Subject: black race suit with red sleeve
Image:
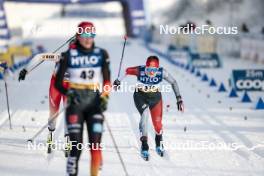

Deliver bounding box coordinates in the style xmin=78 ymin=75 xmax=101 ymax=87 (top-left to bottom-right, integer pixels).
xmin=124 ymin=66 xmax=181 ymax=138
xmin=55 ymin=41 xmax=110 ymax=176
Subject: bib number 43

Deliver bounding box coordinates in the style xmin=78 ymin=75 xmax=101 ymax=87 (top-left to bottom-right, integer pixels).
xmin=80 ymin=70 xmax=94 ymax=80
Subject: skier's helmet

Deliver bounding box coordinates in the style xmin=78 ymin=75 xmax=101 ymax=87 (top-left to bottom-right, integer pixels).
xmin=145 ymin=56 xmax=159 ymax=77
xmin=77 ymin=21 xmax=96 ymax=38
xmin=146 ymin=55 xmax=159 ymax=68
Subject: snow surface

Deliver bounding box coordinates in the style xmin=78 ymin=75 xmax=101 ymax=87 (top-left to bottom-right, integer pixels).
xmin=0 ymin=35 xmax=264 ymax=175
xmin=0 ymin=3 xmax=264 ymax=175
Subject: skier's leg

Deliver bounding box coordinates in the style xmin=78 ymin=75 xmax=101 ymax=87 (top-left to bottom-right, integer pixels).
xmin=61 ymin=81 xmax=70 ymax=157
xmin=149 ymin=93 xmax=163 ymax=147
xmin=134 ymin=91 xmax=149 ymax=159
xmin=47 ymin=75 xmax=62 ymax=153
xmin=86 ymin=112 xmax=104 ymax=176
xmin=48 ymin=75 xmax=62 ymax=131
xmin=66 ymin=104 xmax=84 ymax=176
xmin=139 ymin=108 xmax=149 ymax=139
xmin=133 ymin=91 xmax=149 ymax=138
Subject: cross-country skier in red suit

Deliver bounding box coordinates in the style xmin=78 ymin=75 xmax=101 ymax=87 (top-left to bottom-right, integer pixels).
xmin=18 ymin=42 xmax=74 ymax=155
xmin=113 ymin=56 xmax=184 ymax=160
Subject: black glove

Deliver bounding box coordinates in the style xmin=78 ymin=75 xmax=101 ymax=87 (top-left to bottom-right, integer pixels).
xmin=176 ymin=95 xmax=184 ymax=112
xmin=100 ymin=95 xmax=109 ymax=112
xmin=18 ymin=69 xmax=28 ymax=81
xmin=113 ymin=79 xmax=121 ymax=90
xmin=67 ymin=90 xmax=81 ymax=105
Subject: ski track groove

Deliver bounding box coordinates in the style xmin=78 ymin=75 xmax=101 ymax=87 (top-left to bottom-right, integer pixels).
xmin=182 ymin=67 xmax=264 ymax=160
xmin=171 ymin=61 xmax=264 ymax=175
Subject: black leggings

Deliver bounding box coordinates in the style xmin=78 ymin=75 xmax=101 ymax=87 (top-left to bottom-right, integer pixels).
xmin=133 ymin=90 xmax=161 ymax=115
xmin=66 ymin=89 xmax=104 ymax=176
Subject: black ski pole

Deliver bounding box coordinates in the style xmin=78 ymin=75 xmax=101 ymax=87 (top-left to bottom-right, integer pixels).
xmin=27 ymin=105 xmax=67 ymax=143
xmin=117 ymin=35 xmax=128 ymax=78
xmin=4 ymin=79 xmax=12 ymax=129
xmin=28 ymin=35 xmax=75 ymax=73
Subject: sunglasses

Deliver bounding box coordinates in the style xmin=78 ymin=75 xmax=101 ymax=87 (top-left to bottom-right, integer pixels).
xmin=145 ymin=67 xmax=159 ymax=72
xmin=79 ymin=32 xmax=96 ymax=38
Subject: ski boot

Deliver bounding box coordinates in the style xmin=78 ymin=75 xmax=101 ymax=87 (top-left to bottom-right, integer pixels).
xmin=155 ymin=134 xmax=164 ymax=157
xmin=64 ymin=135 xmax=71 ymax=157
xmin=47 ymin=130 xmax=54 ymax=154
xmin=140 ymin=136 xmax=149 ymax=161
xmin=141 ymin=150 xmax=149 ymax=161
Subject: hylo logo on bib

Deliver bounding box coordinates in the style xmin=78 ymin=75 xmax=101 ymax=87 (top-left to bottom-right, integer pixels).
xmin=71 ymin=55 xmax=99 ymax=66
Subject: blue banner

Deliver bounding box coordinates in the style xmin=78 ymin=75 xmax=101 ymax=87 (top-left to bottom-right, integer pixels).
xmin=231 ymin=69 xmax=264 ymax=91
xmin=188 ymin=53 xmax=221 ymax=68
xmin=167 ymin=45 xmax=190 ymax=60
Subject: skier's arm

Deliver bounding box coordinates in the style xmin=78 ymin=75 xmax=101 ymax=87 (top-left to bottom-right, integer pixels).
xmin=163 ymin=69 xmax=184 ymax=111
xmin=54 ymin=52 xmax=68 ymax=95
xmin=101 ymin=49 xmax=111 ymax=96
xmin=113 ymin=66 xmax=139 ymax=88
xmin=24 ymin=56 xmax=42 ymax=72
xmin=126 ymin=66 xmax=139 ymax=76
xmin=18 ymin=55 xmax=41 ymax=81
xmin=117 ymin=66 xmax=139 ymax=81
xmin=18 ymin=53 xmax=60 ymax=81
xmin=163 ymin=69 xmax=181 ymax=97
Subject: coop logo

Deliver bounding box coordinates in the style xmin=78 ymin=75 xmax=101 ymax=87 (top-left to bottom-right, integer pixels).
xmin=192 ymin=59 xmax=219 ymax=67
xmin=236 ymin=80 xmax=264 ymax=90
xmin=189 ymin=53 xmax=221 ymax=68
xmin=231 ymin=70 xmax=264 ymax=91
